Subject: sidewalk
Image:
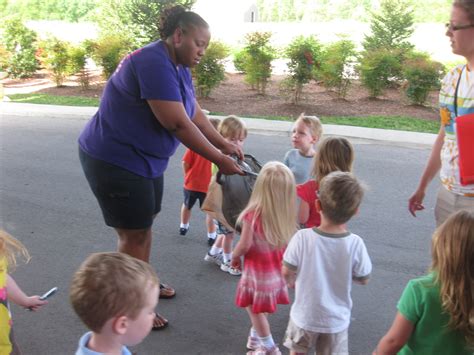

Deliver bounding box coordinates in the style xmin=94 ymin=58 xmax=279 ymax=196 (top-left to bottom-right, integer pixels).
xmin=1 ymin=102 xmax=437 ymax=146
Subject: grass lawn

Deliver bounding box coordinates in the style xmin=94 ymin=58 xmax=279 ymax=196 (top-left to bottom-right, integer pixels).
xmin=7 ymin=93 xmax=438 ymax=134
xmin=8 ymin=93 xmax=100 ymax=107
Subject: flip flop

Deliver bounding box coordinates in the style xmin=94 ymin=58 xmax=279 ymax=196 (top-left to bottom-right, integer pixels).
xmin=152 ymin=313 xmax=169 ymax=331
xmin=159 ymin=283 xmax=176 ymax=299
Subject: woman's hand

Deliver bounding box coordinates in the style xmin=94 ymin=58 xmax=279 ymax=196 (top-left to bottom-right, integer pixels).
xmin=408 ymin=189 xmax=425 ymax=217
xmin=220 ymin=141 xmax=244 ymax=161
xmin=216 ymin=154 xmax=244 ymax=175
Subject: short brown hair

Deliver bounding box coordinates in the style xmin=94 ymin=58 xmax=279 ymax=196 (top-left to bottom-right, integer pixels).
xmin=70 ymin=252 xmax=159 ymax=333
xmin=218 ymin=115 xmax=247 ymax=139
xmin=453 ymin=0 xmax=474 ymax=22
xmin=319 ymin=171 xmax=364 ymax=224
xmin=312 ymin=137 xmax=354 ymax=182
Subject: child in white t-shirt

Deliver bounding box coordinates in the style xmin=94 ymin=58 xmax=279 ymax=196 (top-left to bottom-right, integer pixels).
xmin=282 ymin=172 xmax=372 ymax=355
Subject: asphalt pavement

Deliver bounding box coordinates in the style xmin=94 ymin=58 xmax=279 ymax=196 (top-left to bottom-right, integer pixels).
xmin=0 ymin=103 xmax=440 ymax=354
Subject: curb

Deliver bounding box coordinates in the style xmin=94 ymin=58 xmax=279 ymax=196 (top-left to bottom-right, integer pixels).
xmin=1 ymin=102 xmax=437 ymax=146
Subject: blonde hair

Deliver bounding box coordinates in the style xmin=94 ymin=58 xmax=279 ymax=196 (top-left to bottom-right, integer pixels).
xmin=318 ymin=171 xmax=364 ymax=224
xmin=453 ymin=0 xmax=474 ymax=22
xmin=0 ymin=230 xmax=30 ymax=271
xmin=431 ymin=210 xmax=474 ymax=346
xmin=237 ymin=162 xmax=297 ymax=248
xmin=218 ymin=115 xmax=248 ymax=139
xmin=312 ymin=137 xmax=354 ymax=182
xmin=295 ymin=113 xmax=323 ymax=141
xmin=70 ymin=252 xmax=159 ymax=333
xmin=209 ymin=117 xmax=221 ymax=130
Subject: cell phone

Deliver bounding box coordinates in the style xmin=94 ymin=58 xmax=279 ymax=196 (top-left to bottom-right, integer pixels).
xmin=39 ymin=287 xmax=58 ymax=300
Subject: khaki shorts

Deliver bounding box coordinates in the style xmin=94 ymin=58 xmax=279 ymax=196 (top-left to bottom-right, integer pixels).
xmin=283 ymin=318 xmax=349 ymax=355
xmin=435 ymin=186 xmax=474 ymax=227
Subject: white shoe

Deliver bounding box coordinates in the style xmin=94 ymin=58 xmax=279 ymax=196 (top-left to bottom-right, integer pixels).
xmin=246 ymin=336 xmax=261 ymax=351
xmin=247 ymin=346 xmax=282 ymax=355
xmin=220 ymin=261 xmax=241 ymax=276
xmin=204 ymin=252 xmax=223 ymax=266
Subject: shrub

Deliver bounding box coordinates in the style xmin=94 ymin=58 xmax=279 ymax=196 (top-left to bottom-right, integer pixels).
xmin=402 ymin=52 xmax=445 ymax=105
xmin=2 ymin=18 xmax=39 ymax=78
xmin=0 ymin=45 xmax=11 ymax=71
xmin=242 ymin=31 xmax=276 ymax=95
xmin=69 ymin=43 xmax=93 ymax=90
xmin=282 ymin=35 xmax=322 ymax=104
xmin=193 ymin=41 xmax=229 ymax=98
xmin=358 ymin=49 xmax=402 ymax=98
xmin=41 ymin=37 xmax=74 ymax=87
xmin=92 ymin=34 xmax=131 ymax=79
xmin=233 ymin=49 xmax=249 ymax=73
xmin=319 ymin=39 xmax=357 ymax=99
xmin=363 ymin=0 xmax=414 ymax=52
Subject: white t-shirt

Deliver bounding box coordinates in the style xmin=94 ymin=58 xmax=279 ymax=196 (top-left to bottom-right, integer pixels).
xmin=283 ymin=228 xmax=372 ymax=333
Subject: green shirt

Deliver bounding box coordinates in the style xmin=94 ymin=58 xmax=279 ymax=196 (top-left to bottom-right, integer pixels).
xmin=397 ymin=273 xmax=472 ymax=355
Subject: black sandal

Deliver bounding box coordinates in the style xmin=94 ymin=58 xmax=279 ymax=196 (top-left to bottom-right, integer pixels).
xmin=152 ymin=312 xmax=169 ymax=331
xmin=159 ymin=283 xmax=176 ymax=299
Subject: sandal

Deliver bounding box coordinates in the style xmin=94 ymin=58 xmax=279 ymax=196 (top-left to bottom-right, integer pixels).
xmin=152 ymin=312 xmax=169 ymax=331
xmin=159 ymin=283 xmax=176 ymax=299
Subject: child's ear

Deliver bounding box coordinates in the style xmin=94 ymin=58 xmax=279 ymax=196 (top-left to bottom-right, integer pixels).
xmin=314 ymin=199 xmax=322 ymax=213
xmin=112 ymin=315 xmax=129 ymax=335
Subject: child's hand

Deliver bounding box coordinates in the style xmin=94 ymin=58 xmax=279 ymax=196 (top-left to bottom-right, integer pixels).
xmin=286 ymin=281 xmax=295 ymax=289
xmin=24 ymin=296 xmax=48 ymax=311
xmin=231 ymin=256 xmax=242 ymax=270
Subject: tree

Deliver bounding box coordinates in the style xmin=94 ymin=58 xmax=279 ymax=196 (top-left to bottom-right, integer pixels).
xmin=363 ymin=0 xmax=415 ymax=52
xmin=96 ymin=0 xmax=195 ymax=49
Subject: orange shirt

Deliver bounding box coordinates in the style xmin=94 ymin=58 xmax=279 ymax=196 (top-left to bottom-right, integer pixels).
xmin=182 ymin=149 xmax=212 ymax=193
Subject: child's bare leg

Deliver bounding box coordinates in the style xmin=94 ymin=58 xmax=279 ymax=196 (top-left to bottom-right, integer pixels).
xmin=180 ymin=204 xmax=191 ymax=225
xmin=206 ymin=214 xmax=216 ymax=233
xmin=246 ymin=307 xmax=270 ymax=336
xmin=223 ymin=233 xmax=234 ymax=255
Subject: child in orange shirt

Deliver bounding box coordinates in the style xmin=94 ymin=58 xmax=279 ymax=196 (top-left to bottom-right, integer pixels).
xmin=179 ymin=118 xmax=221 ymax=246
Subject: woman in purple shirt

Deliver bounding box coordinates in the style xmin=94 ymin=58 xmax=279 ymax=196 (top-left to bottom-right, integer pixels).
xmin=78 ymin=5 xmax=242 ymax=330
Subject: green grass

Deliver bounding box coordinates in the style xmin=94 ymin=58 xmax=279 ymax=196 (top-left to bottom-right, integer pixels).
xmin=8 ymin=93 xmax=100 ymax=107
xmin=7 ymin=93 xmax=438 ymax=134
xmin=210 ymin=112 xmax=439 ymax=134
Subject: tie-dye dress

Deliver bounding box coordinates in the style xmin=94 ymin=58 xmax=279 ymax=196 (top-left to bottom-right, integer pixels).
xmin=235 ymin=211 xmax=289 ymax=314
xmin=0 ymin=257 xmax=12 ymax=355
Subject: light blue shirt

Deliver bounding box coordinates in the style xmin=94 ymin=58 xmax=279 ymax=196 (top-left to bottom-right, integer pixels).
xmin=75 ymin=332 xmax=132 ymax=355
xmin=283 ymin=149 xmax=314 ymax=184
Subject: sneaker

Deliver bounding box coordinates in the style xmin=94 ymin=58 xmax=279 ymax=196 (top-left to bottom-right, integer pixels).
xmin=247 ymin=346 xmax=282 ymax=355
xmin=179 ymin=227 xmax=188 ymax=236
xmin=207 ymin=237 xmax=216 ymax=247
xmin=204 ymin=252 xmax=223 ymax=266
xmin=220 ymin=262 xmax=242 ymax=276
xmin=246 ymin=336 xmax=261 ymax=351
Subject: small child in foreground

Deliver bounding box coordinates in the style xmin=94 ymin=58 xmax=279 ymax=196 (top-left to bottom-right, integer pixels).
xmin=179 ymin=117 xmax=220 ymax=246
xmin=282 ymin=172 xmax=372 ymax=355
xmin=0 ymin=230 xmax=48 ymax=354
xmin=70 ymin=252 xmax=159 ymax=355
xmin=232 ymin=162 xmax=297 ymax=354
xmin=283 ymin=113 xmax=322 ymax=184
xmin=373 ymin=209 xmax=474 ymax=355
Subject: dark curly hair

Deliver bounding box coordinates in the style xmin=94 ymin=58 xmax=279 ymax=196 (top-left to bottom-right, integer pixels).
xmin=159 ymin=5 xmax=209 ymax=39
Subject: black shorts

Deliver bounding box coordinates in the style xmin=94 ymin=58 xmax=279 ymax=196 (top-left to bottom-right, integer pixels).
xmin=183 ymin=189 xmax=206 ymax=210
xmin=79 ymin=148 xmax=163 ymax=229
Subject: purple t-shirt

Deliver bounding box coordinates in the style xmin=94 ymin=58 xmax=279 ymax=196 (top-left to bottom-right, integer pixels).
xmin=78 ymin=40 xmax=196 ymax=178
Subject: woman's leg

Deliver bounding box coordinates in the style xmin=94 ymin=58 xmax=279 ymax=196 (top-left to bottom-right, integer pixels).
xmin=115 ymin=227 xmax=152 ymax=262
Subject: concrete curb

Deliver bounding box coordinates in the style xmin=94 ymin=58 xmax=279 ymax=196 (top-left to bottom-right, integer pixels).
xmin=1 ymin=102 xmax=437 ymax=146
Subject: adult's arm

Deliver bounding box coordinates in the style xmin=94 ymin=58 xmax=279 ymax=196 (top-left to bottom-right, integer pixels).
xmin=372 ymin=312 xmax=414 ymax=355
xmin=147 ymin=100 xmax=242 ymax=175
xmin=193 ymin=101 xmax=244 ymax=159
xmin=408 ymin=126 xmax=445 ymax=216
